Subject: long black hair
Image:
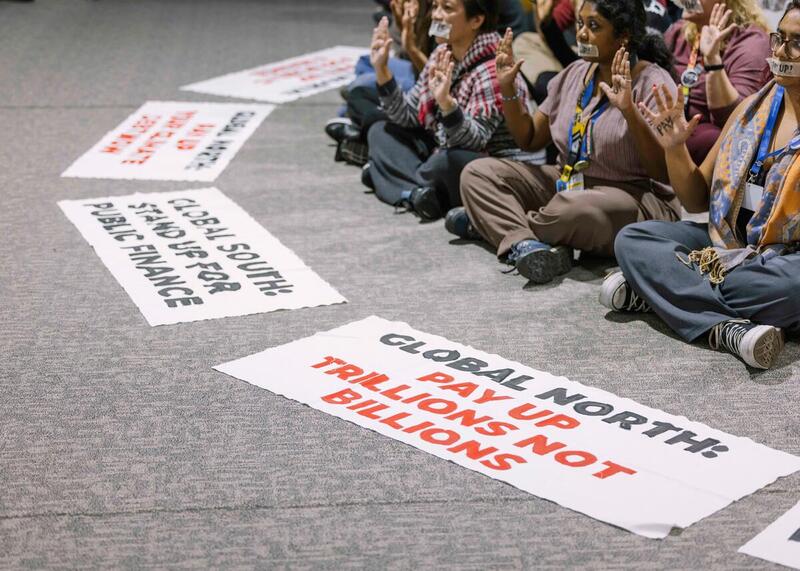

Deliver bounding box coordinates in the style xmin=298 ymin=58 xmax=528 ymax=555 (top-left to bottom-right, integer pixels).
xmin=591 ymin=0 xmax=674 ymax=73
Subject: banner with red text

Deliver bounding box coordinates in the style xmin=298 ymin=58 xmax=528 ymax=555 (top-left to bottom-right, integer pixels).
xmin=181 ymin=46 xmax=368 ymax=103
xmin=62 ymin=102 xmax=272 ymax=181
xmin=740 ymin=500 xmax=800 ymax=569
xmin=215 ymin=316 xmax=800 ymax=538
xmin=59 ymin=188 xmax=346 ymax=326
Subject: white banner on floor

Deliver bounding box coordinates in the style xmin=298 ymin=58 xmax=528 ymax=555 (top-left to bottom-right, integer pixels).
xmin=62 ymin=102 xmax=273 ymax=181
xmin=181 ymin=46 xmax=368 ymax=103
xmin=59 ymin=188 xmax=346 ymax=326
xmin=740 ymin=500 xmax=800 ymax=569
xmin=215 ymin=316 xmax=800 ymax=539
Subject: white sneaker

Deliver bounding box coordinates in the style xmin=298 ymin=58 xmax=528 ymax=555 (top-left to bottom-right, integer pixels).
xmin=708 ymin=319 xmax=785 ymax=369
xmin=599 ymin=271 xmax=651 ymax=313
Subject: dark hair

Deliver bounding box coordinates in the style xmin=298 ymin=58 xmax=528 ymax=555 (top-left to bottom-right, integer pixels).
xmin=590 ymin=0 xmax=674 ymax=73
xmin=783 ymin=0 xmax=800 ymax=21
xmin=463 ymin=0 xmax=498 ymax=33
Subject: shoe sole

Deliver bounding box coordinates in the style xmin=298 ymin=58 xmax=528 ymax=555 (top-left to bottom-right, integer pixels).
xmin=744 ymin=326 xmax=785 ymax=369
xmin=599 ymin=272 xmax=626 ymax=310
xmin=516 ymin=247 xmax=572 ymax=284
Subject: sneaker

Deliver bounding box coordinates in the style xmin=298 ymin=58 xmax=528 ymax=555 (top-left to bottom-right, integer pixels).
xmin=409 ymin=187 xmax=442 ymax=221
xmin=361 ymin=163 xmax=375 ymax=191
xmin=510 ymin=240 xmax=573 ymax=284
xmin=599 ymin=271 xmax=651 ymax=313
xmin=444 ymin=207 xmax=482 ymax=240
xmin=325 ymin=118 xmax=362 ymax=143
xmin=708 ymin=319 xmax=785 ymax=369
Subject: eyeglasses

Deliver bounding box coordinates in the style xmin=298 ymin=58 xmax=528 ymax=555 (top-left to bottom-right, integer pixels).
xmin=769 ymin=32 xmax=800 ymax=60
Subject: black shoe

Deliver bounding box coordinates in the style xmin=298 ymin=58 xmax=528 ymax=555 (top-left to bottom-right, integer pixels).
xmin=361 ymin=163 xmax=375 ymax=191
xmin=325 ymin=118 xmax=361 ymax=143
xmin=445 ymin=207 xmax=481 ymax=240
xmin=409 ymin=187 xmax=442 ymax=221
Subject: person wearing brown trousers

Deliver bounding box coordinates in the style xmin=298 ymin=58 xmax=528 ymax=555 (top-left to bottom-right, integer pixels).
xmin=449 ymin=0 xmax=682 ymax=284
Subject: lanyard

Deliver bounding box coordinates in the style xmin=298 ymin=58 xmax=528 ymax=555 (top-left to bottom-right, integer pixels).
xmin=748 ymin=86 xmax=790 ymax=185
xmin=680 ymin=40 xmax=702 ymax=112
xmin=561 ymin=68 xmax=609 ymax=183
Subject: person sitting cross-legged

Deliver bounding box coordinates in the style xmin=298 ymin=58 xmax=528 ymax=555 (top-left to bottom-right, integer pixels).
xmin=600 ymin=1 xmax=800 ymax=370
xmin=363 ymin=0 xmax=536 ymax=221
xmin=452 ymin=0 xmax=681 ymax=284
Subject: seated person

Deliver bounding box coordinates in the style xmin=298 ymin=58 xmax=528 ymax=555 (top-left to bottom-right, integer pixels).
xmin=515 ymin=0 xmax=672 ymax=104
xmin=666 ymin=0 xmax=771 ymax=165
xmin=451 ymin=0 xmax=681 ymax=284
xmin=326 ymin=0 xmax=434 ymax=149
xmin=601 ymin=0 xmax=800 ymax=370
xmin=364 ymin=0 xmax=535 ymax=220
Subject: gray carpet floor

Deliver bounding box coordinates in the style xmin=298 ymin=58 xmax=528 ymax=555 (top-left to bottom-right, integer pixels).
xmin=1 ymin=0 xmax=798 ymax=568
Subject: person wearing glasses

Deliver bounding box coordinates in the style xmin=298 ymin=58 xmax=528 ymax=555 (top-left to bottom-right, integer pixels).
xmin=363 ymin=0 xmax=534 ymax=221
xmin=450 ymin=0 xmax=681 ymax=284
xmin=665 ymin=0 xmax=771 ymax=164
xmin=601 ymin=0 xmax=800 ymax=370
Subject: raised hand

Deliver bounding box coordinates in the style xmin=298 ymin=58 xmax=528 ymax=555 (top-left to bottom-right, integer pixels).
xmin=637 ymin=84 xmax=702 ymax=150
xmin=370 ymin=16 xmax=393 ymax=77
xmin=390 ymin=0 xmax=405 ymax=29
xmin=401 ymin=0 xmax=419 ymax=54
xmin=428 ymin=48 xmax=456 ymax=112
xmin=535 ymin=0 xmax=555 ymax=26
xmin=599 ymin=47 xmax=634 ymax=113
xmin=700 ymin=3 xmax=737 ymax=64
xmin=496 ymin=28 xmax=524 ymax=94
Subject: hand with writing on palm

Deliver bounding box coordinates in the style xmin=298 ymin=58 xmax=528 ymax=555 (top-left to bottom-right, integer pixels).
xmin=370 ymin=16 xmax=393 ymax=74
xmin=599 ymin=47 xmax=634 ymax=113
xmin=700 ymin=3 xmax=737 ymax=64
xmin=496 ymin=28 xmax=524 ymax=93
xmin=428 ymin=48 xmax=456 ymax=112
xmin=637 ymin=84 xmax=702 ymax=150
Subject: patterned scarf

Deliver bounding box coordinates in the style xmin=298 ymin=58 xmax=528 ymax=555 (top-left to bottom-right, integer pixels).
xmin=416 ymin=32 xmax=503 ymax=131
xmin=684 ymin=81 xmax=800 ymax=283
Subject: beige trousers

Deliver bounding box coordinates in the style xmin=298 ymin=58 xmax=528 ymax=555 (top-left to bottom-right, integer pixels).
xmin=460 ymin=158 xmax=682 ymax=257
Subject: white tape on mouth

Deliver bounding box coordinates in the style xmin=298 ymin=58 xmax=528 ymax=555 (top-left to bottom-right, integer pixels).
xmin=674 ymin=0 xmax=703 ymax=14
xmin=429 ymin=21 xmax=452 ymax=39
xmin=768 ymin=57 xmax=800 ymax=77
xmin=578 ymin=43 xmax=599 ymax=58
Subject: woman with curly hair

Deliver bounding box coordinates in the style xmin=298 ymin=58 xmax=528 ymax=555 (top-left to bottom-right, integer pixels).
xmin=452 ymin=0 xmax=681 ymax=284
xmin=666 ymin=0 xmax=771 ymax=163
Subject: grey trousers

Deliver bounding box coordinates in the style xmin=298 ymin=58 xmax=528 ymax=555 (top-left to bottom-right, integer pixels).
xmin=615 ymin=220 xmax=800 ymax=341
xmin=460 ymin=158 xmax=681 ymax=257
xmin=366 ymin=121 xmax=482 ymax=209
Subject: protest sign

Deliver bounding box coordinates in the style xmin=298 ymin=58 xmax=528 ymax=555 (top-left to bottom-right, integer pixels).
xmin=59 ymin=188 xmax=346 ymax=326
xmin=181 ymin=46 xmax=368 ymax=103
xmin=62 ymin=102 xmax=272 ymax=181
xmin=740 ymin=500 xmax=800 ymax=569
xmin=215 ymin=316 xmax=800 ymax=539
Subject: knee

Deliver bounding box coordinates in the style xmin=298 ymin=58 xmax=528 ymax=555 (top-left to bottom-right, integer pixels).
xmin=459 ymin=158 xmax=499 ymax=203
xmin=366 ymin=120 xmax=390 ymax=147
xmin=536 ymin=195 xmax=606 ymax=236
xmin=614 ymin=221 xmax=660 ymax=262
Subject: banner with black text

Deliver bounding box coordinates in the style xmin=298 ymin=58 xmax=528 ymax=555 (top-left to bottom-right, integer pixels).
xmin=59 ymin=188 xmax=346 ymax=325
xmin=215 ymin=316 xmax=800 ymax=538
xmin=62 ymin=102 xmax=272 ymax=181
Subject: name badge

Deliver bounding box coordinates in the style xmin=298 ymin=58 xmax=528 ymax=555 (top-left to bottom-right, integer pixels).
xmin=743 ymin=183 xmax=764 ymax=211
xmin=557 ymin=173 xmax=585 ymax=193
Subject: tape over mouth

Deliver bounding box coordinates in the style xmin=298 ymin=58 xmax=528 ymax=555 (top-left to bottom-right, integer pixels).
xmin=768 ymin=57 xmax=800 ymax=77
xmin=577 ymin=43 xmax=599 ymax=58
xmin=674 ymin=0 xmax=704 ymax=15
xmin=429 ymin=21 xmax=451 ymax=39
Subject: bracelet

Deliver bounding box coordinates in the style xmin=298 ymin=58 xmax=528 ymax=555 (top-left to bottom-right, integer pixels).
xmin=704 ymin=63 xmax=725 ymax=72
xmin=502 ymin=91 xmax=522 ymax=102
